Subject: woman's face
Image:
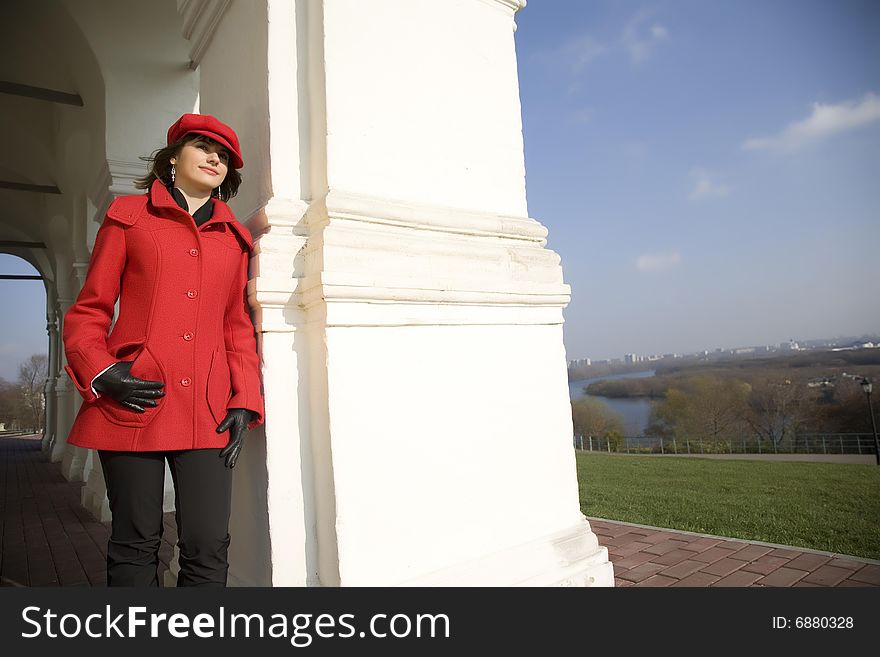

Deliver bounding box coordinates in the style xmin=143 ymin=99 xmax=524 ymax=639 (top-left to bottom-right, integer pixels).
xmin=170 ymin=136 xmax=230 ymax=193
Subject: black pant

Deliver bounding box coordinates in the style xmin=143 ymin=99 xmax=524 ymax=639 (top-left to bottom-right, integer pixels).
xmin=98 ymin=448 xmax=233 ymax=587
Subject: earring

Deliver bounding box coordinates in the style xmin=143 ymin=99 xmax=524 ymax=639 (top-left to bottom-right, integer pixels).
xmin=170 ymin=164 xmax=176 ymax=183
xmin=214 ymin=187 xmax=221 ymax=199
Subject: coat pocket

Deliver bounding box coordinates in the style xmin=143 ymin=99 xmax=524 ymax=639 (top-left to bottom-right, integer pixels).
xmin=206 ymin=347 xmax=233 ymax=425
xmin=96 ymin=340 xmax=167 ymax=428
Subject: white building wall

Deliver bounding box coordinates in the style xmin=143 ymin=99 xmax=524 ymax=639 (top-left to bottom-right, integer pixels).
xmin=327 ymin=324 xmax=586 ymax=584
xmin=308 ymin=0 xmax=612 ymax=586
xmin=323 ymin=0 xmax=528 ymax=217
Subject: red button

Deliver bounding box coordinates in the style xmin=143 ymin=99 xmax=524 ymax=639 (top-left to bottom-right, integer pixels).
xmin=189 ymin=248 xmax=199 ymax=257
xmin=186 ymin=289 xmax=198 ymax=298
xmin=180 ymin=378 xmax=191 ymax=386
xmin=183 ymin=332 xmax=194 ymax=341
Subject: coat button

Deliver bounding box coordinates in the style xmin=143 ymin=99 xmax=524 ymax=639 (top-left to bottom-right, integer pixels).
xmin=186 ymin=289 xmax=198 ymax=298
xmin=183 ymin=332 xmax=194 ymax=341
xmin=189 ymin=248 xmax=199 ymax=257
xmin=180 ymin=378 xmax=191 ymax=386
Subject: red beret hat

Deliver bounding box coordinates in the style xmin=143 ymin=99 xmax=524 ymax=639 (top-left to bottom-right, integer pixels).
xmin=167 ymin=113 xmax=244 ymax=169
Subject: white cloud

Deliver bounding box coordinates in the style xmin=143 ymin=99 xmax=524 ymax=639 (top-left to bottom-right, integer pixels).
xmin=742 ymin=92 xmax=880 ymax=152
xmin=531 ymin=12 xmax=669 ymax=80
xmin=563 ymin=35 xmax=608 ymax=75
xmin=530 ymin=34 xmax=607 ymax=76
xmin=636 ymin=252 xmax=681 ymax=272
xmin=688 ymin=168 xmax=732 ymax=201
xmin=622 ymin=9 xmax=670 ymax=64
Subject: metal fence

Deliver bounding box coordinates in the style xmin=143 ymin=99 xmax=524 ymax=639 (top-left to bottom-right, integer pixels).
xmin=572 ymin=433 xmax=878 ymax=456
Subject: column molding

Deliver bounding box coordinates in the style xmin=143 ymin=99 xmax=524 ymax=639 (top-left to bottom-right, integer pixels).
xmin=72 ymin=261 xmax=89 ymax=289
xmin=476 ymin=0 xmax=527 ymax=29
xmin=294 ymin=189 xmax=570 ymax=326
xmin=477 ymin=0 xmax=527 ymax=14
xmin=177 ymin=0 xmax=232 ymax=68
xmin=90 ymin=159 xmax=143 ymax=220
xmin=248 ymin=197 xmax=310 ymax=334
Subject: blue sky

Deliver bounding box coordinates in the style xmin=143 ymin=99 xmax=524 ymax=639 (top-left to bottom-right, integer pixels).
xmin=1 ymin=0 xmax=879 ymax=381
xmin=516 ymin=0 xmax=880 ymax=361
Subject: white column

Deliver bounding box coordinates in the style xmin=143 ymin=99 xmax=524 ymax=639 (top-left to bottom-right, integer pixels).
xmin=52 ymin=296 xmax=76 ymax=464
xmin=41 ymin=297 xmax=59 ymax=454
xmin=60 ymin=263 xmax=91 ymax=481
xmin=179 ymin=0 xmax=612 ymax=586
xmin=175 ymin=0 xmax=316 ymax=587
xmin=309 ymin=0 xmax=612 ymax=586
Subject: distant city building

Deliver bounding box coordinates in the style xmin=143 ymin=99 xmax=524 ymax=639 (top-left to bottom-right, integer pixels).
xmin=780 ymin=340 xmax=800 ymax=351
xmin=624 ymin=353 xmax=637 ymax=364
xmin=567 ymin=357 xmax=591 ymax=368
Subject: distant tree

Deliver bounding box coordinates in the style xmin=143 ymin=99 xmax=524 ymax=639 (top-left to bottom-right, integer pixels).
xmin=647 ymin=388 xmax=689 ymax=440
xmin=809 ymin=382 xmax=878 ymax=434
xmin=647 ymin=376 xmax=751 ymax=445
xmin=0 ymin=376 xmax=16 ymax=428
xmin=571 ymin=397 xmax=625 ymax=444
xmin=583 ymin=377 xmax=666 ymax=398
xmin=605 ymin=429 xmax=625 ymax=452
xmin=741 ymin=379 xmax=814 ymax=448
xmin=18 ymin=354 xmax=48 ymax=433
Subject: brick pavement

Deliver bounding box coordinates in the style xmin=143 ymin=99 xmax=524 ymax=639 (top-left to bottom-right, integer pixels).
xmin=2 ymin=434 xmax=878 ymax=587
xmin=587 ymin=517 xmax=880 ymax=588
xmin=1 ymin=435 xmax=176 ymax=587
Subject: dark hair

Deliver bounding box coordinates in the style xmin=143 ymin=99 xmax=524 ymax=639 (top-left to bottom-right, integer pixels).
xmin=134 ymin=135 xmax=242 ymax=201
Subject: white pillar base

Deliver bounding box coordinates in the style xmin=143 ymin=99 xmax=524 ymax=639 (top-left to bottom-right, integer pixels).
xmin=396 ymin=518 xmax=614 ymax=587
xmin=81 ymin=449 xmax=111 ymax=522
xmin=61 ymin=444 xmax=87 ymax=482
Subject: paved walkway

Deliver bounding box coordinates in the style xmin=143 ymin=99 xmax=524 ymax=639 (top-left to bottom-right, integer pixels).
xmin=2 ymin=434 xmax=878 ymax=587
xmin=1 ymin=435 xmax=176 ymax=587
xmin=588 ymin=517 xmax=879 ymax=587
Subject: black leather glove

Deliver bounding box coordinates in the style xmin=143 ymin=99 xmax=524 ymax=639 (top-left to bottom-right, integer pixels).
xmin=216 ymin=408 xmax=257 ymax=468
xmin=93 ymin=361 xmax=166 ymax=412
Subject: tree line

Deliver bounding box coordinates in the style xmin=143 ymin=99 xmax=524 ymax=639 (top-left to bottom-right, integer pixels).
xmin=0 ymin=354 xmax=47 ymax=433
xmin=572 ymin=371 xmax=878 ymax=451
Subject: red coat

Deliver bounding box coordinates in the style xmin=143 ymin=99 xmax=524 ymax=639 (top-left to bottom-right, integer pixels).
xmin=62 ymin=179 xmax=265 ymax=451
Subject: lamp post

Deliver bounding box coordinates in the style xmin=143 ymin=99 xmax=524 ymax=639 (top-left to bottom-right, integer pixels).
xmin=859 ymin=378 xmax=879 ymax=466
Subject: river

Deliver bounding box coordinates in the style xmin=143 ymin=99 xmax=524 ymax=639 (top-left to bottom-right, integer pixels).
xmin=568 ymin=369 xmax=656 ymax=436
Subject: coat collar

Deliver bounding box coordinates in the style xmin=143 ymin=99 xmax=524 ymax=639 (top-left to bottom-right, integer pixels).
xmin=149 ymin=178 xmax=236 ymax=225
xmin=169 ymin=185 xmax=214 ymax=225
xmin=147 ymin=179 xmax=252 ymax=250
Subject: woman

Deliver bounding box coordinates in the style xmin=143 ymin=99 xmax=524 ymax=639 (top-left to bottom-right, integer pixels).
xmin=62 ymin=113 xmax=265 ymax=587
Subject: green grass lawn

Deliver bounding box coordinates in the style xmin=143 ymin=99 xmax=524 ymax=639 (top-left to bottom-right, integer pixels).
xmin=575 ymin=452 xmax=880 ymax=560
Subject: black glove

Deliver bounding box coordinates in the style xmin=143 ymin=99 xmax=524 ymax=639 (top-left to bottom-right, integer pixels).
xmin=93 ymin=361 xmax=165 ymax=412
xmin=216 ymin=408 xmax=257 ymax=468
